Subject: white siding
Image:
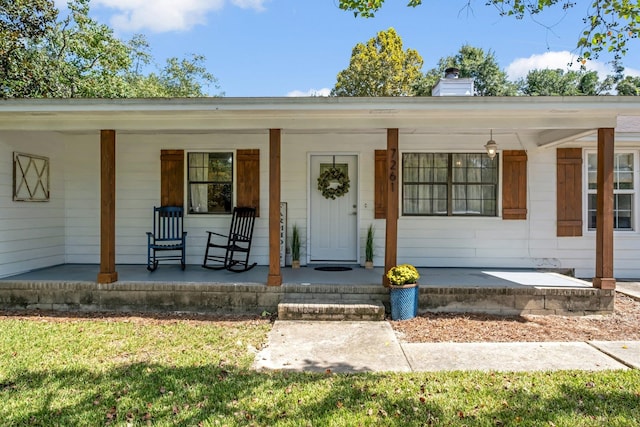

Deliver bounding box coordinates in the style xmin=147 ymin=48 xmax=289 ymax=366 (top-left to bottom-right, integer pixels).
xmin=113 ymin=132 xmax=270 ymax=265
xmin=64 ymin=134 xmax=100 ymax=263
xmin=0 ymin=131 xmax=65 ymax=277
xmin=4 ymin=127 xmax=640 ymax=280
xmin=280 ymin=131 xmax=387 ymax=266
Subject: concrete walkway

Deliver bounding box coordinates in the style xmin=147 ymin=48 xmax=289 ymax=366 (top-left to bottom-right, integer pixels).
xmin=254 ymin=283 xmax=640 ymax=373
xmin=254 ymin=320 xmax=639 ymax=373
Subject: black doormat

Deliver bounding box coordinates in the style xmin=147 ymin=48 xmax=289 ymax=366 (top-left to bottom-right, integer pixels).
xmin=314 ymin=266 xmax=353 ymax=272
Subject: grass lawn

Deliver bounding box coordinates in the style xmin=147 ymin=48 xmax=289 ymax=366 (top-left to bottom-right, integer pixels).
xmin=1 ymin=313 xmax=639 ymax=426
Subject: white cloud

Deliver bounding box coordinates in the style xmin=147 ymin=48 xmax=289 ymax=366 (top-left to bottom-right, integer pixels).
xmin=505 ymin=51 xmax=613 ymax=81
xmin=287 ymin=88 xmax=331 ymax=97
xmin=231 ymin=0 xmax=266 ymax=11
xmin=625 ymin=66 xmax=640 ymax=77
xmin=93 ymin=0 xmax=268 ymax=33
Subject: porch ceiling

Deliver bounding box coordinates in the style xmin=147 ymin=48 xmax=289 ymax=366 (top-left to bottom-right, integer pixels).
xmin=1 ymin=97 xmax=639 ymax=148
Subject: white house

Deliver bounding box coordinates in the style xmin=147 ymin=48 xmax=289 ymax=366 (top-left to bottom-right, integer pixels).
xmin=1 ymin=96 xmax=640 ymax=290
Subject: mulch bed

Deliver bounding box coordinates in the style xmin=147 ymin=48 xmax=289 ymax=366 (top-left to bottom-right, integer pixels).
xmin=391 ymin=292 xmax=640 ymax=343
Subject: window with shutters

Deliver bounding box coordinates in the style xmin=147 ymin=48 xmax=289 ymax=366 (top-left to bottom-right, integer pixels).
xmin=187 ymin=152 xmax=233 ymax=214
xmin=402 ymin=153 xmax=498 ymax=216
xmin=586 ymin=151 xmax=636 ymax=231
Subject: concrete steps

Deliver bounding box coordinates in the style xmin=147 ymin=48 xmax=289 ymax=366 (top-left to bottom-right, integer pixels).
xmin=278 ymin=299 xmax=386 ymax=321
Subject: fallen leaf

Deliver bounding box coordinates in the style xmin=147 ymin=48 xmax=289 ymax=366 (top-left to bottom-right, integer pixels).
xmin=106 ymin=407 xmax=117 ymax=420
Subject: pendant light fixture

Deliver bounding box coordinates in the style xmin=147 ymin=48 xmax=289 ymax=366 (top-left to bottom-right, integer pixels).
xmin=485 ymin=129 xmax=498 ymax=160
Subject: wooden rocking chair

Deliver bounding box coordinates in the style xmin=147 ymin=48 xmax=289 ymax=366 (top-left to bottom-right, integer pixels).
xmin=146 ymin=206 xmax=187 ymax=271
xmin=202 ymin=206 xmax=257 ymax=272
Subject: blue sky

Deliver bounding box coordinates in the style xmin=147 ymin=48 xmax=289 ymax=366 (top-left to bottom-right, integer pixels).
xmin=59 ymin=1 xmax=640 ymax=96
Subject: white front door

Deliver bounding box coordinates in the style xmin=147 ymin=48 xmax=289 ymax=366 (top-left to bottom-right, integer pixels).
xmin=309 ymin=155 xmax=358 ymax=262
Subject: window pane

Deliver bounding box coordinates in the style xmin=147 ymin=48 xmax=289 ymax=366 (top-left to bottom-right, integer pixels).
xmin=615 ymin=194 xmax=633 ymax=230
xmin=404 ymin=153 xmax=419 ymax=168
xmin=482 ymin=163 xmax=497 ymax=183
xmin=434 ymin=196 xmax=447 ymax=215
xmin=405 ymin=164 xmax=418 ymax=182
xmin=587 ymin=153 xmax=597 ymax=190
xmin=187 ymin=152 xmax=233 ymax=214
xmin=189 ymin=183 xmax=208 ymax=213
xmin=617 ymin=172 xmax=634 ymax=190
xmin=188 ymin=153 xmax=207 ymax=181
xmin=434 ymin=167 xmax=447 ymax=182
xmin=434 ymin=153 xmax=448 ymax=168
xmin=453 ymin=165 xmax=466 ymax=182
xmin=208 ymin=153 xmax=233 ymax=181
xmin=468 ymin=167 xmax=481 ymax=183
xmin=588 ymin=194 xmax=597 ymax=229
xmin=453 ymin=184 xmax=466 ymax=200
xmin=482 ymin=184 xmax=496 ymax=200
xmin=616 ymin=152 xmax=634 ymax=190
xmin=468 ymin=199 xmax=481 ymax=215
xmin=403 ymin=184 xmax=417 ymax=214
xmin=207 ymin=183 xmax=232 ymax=213
xmin=588 ymin=194 xmax=634 ymax=231
xmin=453 ymin=184 xmax=483 ymax=215
xmin=483 ymin=199 xmax=496 ymax=216
xmin=617 ymin=153 xmax=633 ymax=171
xmin=453 ymin=199 xmax=466 ymax=214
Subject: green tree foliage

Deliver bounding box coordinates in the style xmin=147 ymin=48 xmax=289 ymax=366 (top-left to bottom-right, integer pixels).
xmin=616 ymin=75 xmax=640 ymax=95
xmin=0 ymin=0 xmax=58 ymax=97
xmin=338 ymin=0 xmax=640 ymax=63
xmin=332 ymin=28 xmax=423 ymax=96
xmin=414 ymin=45 xmax=516 ymax=96
xmin=129 ymin=55 xmax=218 ymax=98
xmin=517 ymin=68 xmax=614 ymax=95
xmin=47 ymin=0 xmax=132 ymax=98
xmin=1 ymin=0 xmax=220 ymax=98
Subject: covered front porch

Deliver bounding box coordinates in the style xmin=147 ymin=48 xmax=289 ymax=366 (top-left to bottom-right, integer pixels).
xmin=0 ymin=265 xmax=613 ymax=316
xmin=2 ymin=97 xmax=640 ymax=316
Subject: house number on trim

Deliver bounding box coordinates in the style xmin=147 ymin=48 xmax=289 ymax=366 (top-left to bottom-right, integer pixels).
xmin=389 ymin=148 xmax=397 ymax=193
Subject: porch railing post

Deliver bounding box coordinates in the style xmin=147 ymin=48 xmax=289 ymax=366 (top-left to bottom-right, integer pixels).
xmin=267 ymin=128 xmax=282 ymax=286
xmin=593 ymin=127 xmax=616 ymax=289
xmin=384 ymin=128 xmax=399 ymax=286
xmin=97 ymin=129 xmax=118 ymax=284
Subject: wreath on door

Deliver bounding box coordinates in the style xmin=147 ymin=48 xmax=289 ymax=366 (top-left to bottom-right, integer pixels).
xmin=317 ymin=167 xmax=350 ymax=200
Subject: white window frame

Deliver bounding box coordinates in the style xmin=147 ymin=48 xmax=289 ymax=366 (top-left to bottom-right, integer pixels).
xmin=584 ymin=149 xmax=638 ymax=233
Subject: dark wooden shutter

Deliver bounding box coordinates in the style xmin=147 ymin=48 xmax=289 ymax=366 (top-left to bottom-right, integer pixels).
xmin=237 ymin=149 xmax=260 ymax=217
xmin=375 ymin=150 xmax=387 ymax=219
xmin=502 ymin=150 xmax=527 ymax=220
xmin=557 ymin=148 xmax=583 ymax=236
xmin=160 ymin=149 xmax=184 ymax=207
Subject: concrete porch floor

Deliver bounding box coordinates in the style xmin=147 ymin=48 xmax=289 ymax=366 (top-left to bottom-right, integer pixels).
xmin=1 ymin=263 xmax=593 ymax=288
xmin=0 ymin=264 xmax=614 ymax=316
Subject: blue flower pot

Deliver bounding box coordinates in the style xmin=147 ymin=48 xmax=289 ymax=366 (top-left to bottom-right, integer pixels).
xmin=389 ymin=283 xmax=418 ymax=320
